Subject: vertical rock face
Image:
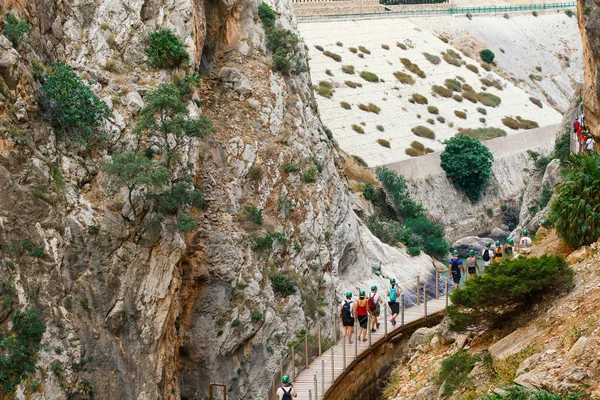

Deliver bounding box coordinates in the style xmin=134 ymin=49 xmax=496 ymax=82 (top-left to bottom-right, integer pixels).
xmin=579 ymin=0 xmax=600 ymax=138
xmin=0 ymin=0 xmax=436 ymax=400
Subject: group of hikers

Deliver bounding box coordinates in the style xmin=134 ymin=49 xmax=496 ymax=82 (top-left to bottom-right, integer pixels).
xmin=574 ymin=111 xmax=595 ymax=153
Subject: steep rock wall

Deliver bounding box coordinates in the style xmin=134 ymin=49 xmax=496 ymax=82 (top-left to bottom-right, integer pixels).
xmin=579 ymin=0 xmax=600 ymax=139
xmin=0 ymin=0 xmax=437 ymax=399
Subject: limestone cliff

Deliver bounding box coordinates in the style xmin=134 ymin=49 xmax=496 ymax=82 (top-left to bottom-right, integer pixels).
xmin=579 ymin=0 xmax=600 ymax=139
xmin=0 ymin=0 xmax=436 ymax=398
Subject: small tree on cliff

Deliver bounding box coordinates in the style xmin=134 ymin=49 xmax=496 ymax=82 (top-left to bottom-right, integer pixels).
xmin=479 ymin=49 xmax=495 ymax=64
xmin=440 ymin=135 xmax=494 ymax=203
xmin=103 ymin=152 xmax=169 ymax=226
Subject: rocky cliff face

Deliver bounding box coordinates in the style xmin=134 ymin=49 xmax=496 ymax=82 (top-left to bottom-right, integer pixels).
xmin=0 ymin=0 xmax=436 ymax=398
xmin=579 ymin=0 xmax=600 ymax=139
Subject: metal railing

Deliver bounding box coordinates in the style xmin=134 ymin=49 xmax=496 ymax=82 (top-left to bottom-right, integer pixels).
xmin=296 ymin=1 xmax=576 ymax=21
xmin=265 ymin=268 xmax=451 ymax=400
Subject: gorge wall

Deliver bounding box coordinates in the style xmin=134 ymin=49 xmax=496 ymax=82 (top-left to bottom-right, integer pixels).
xmin=0 ymin=0 xmax=439 ymax=398
xmin=579 ymin=0 xmax=600 ymax=141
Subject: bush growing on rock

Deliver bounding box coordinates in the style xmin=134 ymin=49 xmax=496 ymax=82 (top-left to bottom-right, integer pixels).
xmin=270 ymin=274 xmax=296 ymax=297
xmin=440 ymin=135 xmax=493 ymax=203
xmin=409 ymin=93 xmax=428 ymax=104
xmin=554 ymin=131 xmax=571 ymax=163
xmin=258 ymin=3 xmax=277 ymax=29
xmin=432 ymin=85 xmax=452 ymax=98
xmin=427 ymin=106 xmax=439 ymax=114
xmin=551 ymin=152 xmax=600 ymax=247
xmin=145 ymin=28 xmax=189 ymax=69
xmin=458 ymin=127 xmax=506 ymax=141
xmin=423 ymin=52 xmax=441 ymax=65
xmin=266 ymin=28 xmax=301 ymax=75
xmin=3 ymin=14 xmax=30 ymax=47
xmin=412 ymin=125 xmax=435 ymax=139
xmin=360 ymin=71 xmax=379 ymax=82
xmin=479 ymin=49 xmax=495 ymax=64
xmin=393 ymin=71 xmax=415 ymax=85
xmin=447 ymin=256 xmax=573 ymax=330
xmin=40 ymin=62 xmax=111 ymax=142
xmin=433 ymin=350 xmax=478 ymax=396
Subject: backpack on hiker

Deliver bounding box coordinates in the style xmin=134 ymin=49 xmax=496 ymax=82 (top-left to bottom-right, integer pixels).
xmin=340 ymin=300 xmax=353 ymax=320
xmin=482 ymin=249 xmax=491 ymax=262
xmin=281 ymin=387 xmax=293 ymax=400
xmin=367 ymin=293 xmax=377 ymax=311
xmin=389 ymin=287 xmax=398 ymax=302
xmin=450 ymin=258 xmax=461 ymax=274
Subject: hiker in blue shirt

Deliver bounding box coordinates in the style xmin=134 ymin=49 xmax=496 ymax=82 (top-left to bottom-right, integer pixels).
xmin=449 ymin=250 xmax=464 ymax=289
xmin=386 ymin=278 xmax=401 ymax=326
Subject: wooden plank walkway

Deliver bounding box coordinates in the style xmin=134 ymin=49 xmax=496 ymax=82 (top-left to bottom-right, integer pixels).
xmin=291 ymin=296 xmax=448 ymax=399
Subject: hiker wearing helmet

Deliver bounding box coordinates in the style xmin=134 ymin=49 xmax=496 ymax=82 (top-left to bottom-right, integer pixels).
xmin=386 ymin=278 xmax=401 ymax=326
xmin=339 ymin=292 xmax=355 ymax=344
xmin=448 ymin=250 xmax=464 ymax=289
xmin=481 ymin=242 xmax=494 ymax=272
xmin=493 ymin=240 xmax=503 ymax=263
xmin=520 ymin=229 xmax=532 ymax=248
xmin=466 ymin=250 xmax=479 ymax=279
xmin=354 ymin=290 xmax=369 ymax=342
xmin=368 ymin=285 xmax=383 ymax=333
xmin=536 ymin=220 xmax=549 ymax=239
xmin=277 ymin=375 xmax=297 ymax=399
xmin=504 ymin=238 xmax=514 ymax=258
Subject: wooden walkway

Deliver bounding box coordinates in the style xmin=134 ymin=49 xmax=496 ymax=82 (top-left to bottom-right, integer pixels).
xmin=291 ymin=296 xmax=448 ymax=399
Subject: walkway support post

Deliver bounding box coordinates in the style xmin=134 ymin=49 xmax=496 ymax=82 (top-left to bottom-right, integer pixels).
xmin=318 ymin=325 xmax=322 ymax=356
xmin=354 ymin=323 xmax=358 ymax=358
xmin=445 ymin=280 xmax=449 ymax=307
xmin=384 ymin=302 xmax=388 ymax=337
xmin=435 ymin=269 xmax=439 ymax=299
xmin=331 ymin=347 xmax=334 ymax=382
xmin=321 ymin=359 xmax=325 ymax=396
xmin=424 ymin=284 xmax=428 ymax=319
xmin=368 ymin=314 xmax=372 ymax=347
xmin=416 ymin=276 xmax=420 ymax=305
xmin=305 ymin=335 xmax=309 ymax=369
xmin=309 ymin=389 xmax=312 ymax=400
xmin=292 ymin=347 xmax=296 ymax=380
xmin=314 ymin=374 xmax=318 ymax=400
xmin=342 ymin=333 xmax=346 ymax=369
xmin=401 ymin=294 xmax=405 ymax=326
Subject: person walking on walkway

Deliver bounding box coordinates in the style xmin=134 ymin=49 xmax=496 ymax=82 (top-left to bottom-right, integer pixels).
xmin=339 ymin=292 xmax=354 ymax=344
xmin=449 ymin=250 xmax=464 ymax=289
xmin=504 ymin=238 xmax=514 ymax=258
xmin=493 ymin=240 xmax=503 ymax=263
xmin=277 ymin=376 xmax=297 ymax=399
xmin=481 ymin=242 xmax=493 ymax=272
xmin=386 ymin=278 xmax=401 ymax=326
xmin=536 ymin=220 xmax=549 ymax=239
xmin=354 ymin=290 xmax=369 ymax=342
xmin=368 ymin=286 xmax=383 ymax=333
xmin=586 ymin=134 xmax=595 ymax=152
xmin=520 ymin=229 xmax=532 ymax=249
xmin=465 ymin=250 xmax=479 ymax=279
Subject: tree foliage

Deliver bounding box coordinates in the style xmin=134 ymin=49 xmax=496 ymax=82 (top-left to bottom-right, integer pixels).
xmin=145 ymin=28 xmax=189 ymax=69
xmin=554 ymin=131 xmax=571 ymax=163
xmin=440 ymin=135 xmax=494 ymax=203
xmin=550 ymin=152 xmax=600 ymax=248
xmin=482 ymin=385 xmax=584 ymax=400
xmin=0 ymin=308 xmax=46 ymax=394
xmin=479 ymin=49 xmax=495 ymax=63
xmin=433 ymin=350 xmax=478 ymax=396
xmin=3 ymin=14 xmax=30 ymax=47
xmin=258 ymin=3 xmax=277 ymax=29
xmin=447 ymin=256 xmax=573 ymax=330
xmin=40 ymin=62 xmax=111 ymax=142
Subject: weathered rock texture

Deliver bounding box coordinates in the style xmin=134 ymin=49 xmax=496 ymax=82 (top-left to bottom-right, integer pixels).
xmin=0 ymin=0 xmax=437 ymax=399
xmin=579 ymin=0 xmax=600 ymax=140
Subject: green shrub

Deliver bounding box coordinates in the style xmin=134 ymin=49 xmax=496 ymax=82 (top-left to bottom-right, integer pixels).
xmin=377 ymin=139 xmax=391 ymax=148
xmin=532 ymin=10 xmax=538 ymax=16
xmin=270 ymin=274 xmax=296 ymax=297
xmin=529 ymin=74 xmax=543 ymax=81
xmin=341 ymin=101 xmax=351 ymax=110
xmin=551 ymin=153 xmax=600 ymax=247
xmin=266 ymin=28 xmax=301 ymax=75
xmin=360 ymin=71 xmax=379 ymax=82
xmin=410 ymin=93 xmax=428 ymax=104
xmin=400 ymin=58 xmax=426 ymax=78
xmin=145 ymin=29 xmax=189 ymax=69
xmin=40 ymin=62 xmax=111 ymax=142
xmin=251 ymin=311 xmax=264 ymax=321
xmin=258 ymin=3 xmax=277 ymax=29
xmin=0 ymin=308 xmax=46 ymax=394
xmin=463 ymin=90 xmax=479 ymax=103
xmin=244 ymin=205 xmax=263 ymax=225
xmin=480 ymin=77 xmax=503 ymax=90
xmin=423 ymin=52 xmax=441 ymax=65
xmin=315 ymin=83 xmax=333 ymax=98
xmin=444 ymin=79 xmax=462 ymax=92
xmin=393 ymin=71 xmax=415 ymax=85
xmin=476 ymin=107 xmax=487 ymax=115
xmin=478 ymin=92 xmax=502 ymax=107
xmin=342 ymin=65 xmax=355 ymax=74
xmin=427 ymin=106 xmax=439 ymax=114
xmin=458 ymin=127 xmax=506 ymax=141
xmin=349 ymin=47 xmax=357 ymax=53
xmin=454 ymin=110 xmax=467 ymax=119
xmin=352 ymin=124 xmax=364 ymax=134
xmin=453 ymin=94 xmax=463 ymax=102
xmin=352 ymin=155 xmax=368 ymax=167
xmin=412 ymin=126 xmax=435 ymax=139
xmin=283 ymin=162 xmax=300 ymax=173
xmin=358 ymin=46 xmax=370 ymax=54
xmin=479 ymin=49 xmax=495 ymax=63
xmin=432 ymin=85 xmax=452 ymax=98
xmin=529 ymin=97 xmax=543 ymax=108
xmin=442 ymin=51 xmax=462 ymax=67
xmin=440 ymin=135 xmax=493 ymax=203
xmin=565 ymin=9 xmax=574 ymax=17
xmin=483 ymin=385 xmax=584 ymax=400
xmin=253 ymin=232 xmax=286 ymax=253
xmin=466 ymin=64 xmax=479 ymax=73
xmin=480 ymin=117 xmax=486 ymax=123
xmin=437 ymin=116 xmax=445 ymax=123
xmin=447 ymin=256 xmax=573 ymax=330
xmin=538 ymin=185 xmax=552 ymax=209
xmin=502 ymin=116 xmax=538 ymax=130
xmin=376 ymin=125 xmax=385 ymax=132
xmin=323 ymin=50 xmax=342 ymax=62
xmin=427 ymin=118 xmax=435 ymax=125
xmin=358 ymin=103 xmax=380 ymax=114
xmin=3 ymin=14 xmax=30 ymax=47
xmin=302 ymin=166 xmax=318 ymax=183
xmin=345 ymin=80 xmax=358 ymax=88
xmin=439 ymin=36 xmax=449 ymax=43
xmin=382 ymin=44 xmax=390 ymax=50
xmin=554 ymin=131 xmax=571 ymax=163
xmin=397 ymin=42 xmax=407 ymax=50
xmin=433 ymin=350 xmax=478 ymax=396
